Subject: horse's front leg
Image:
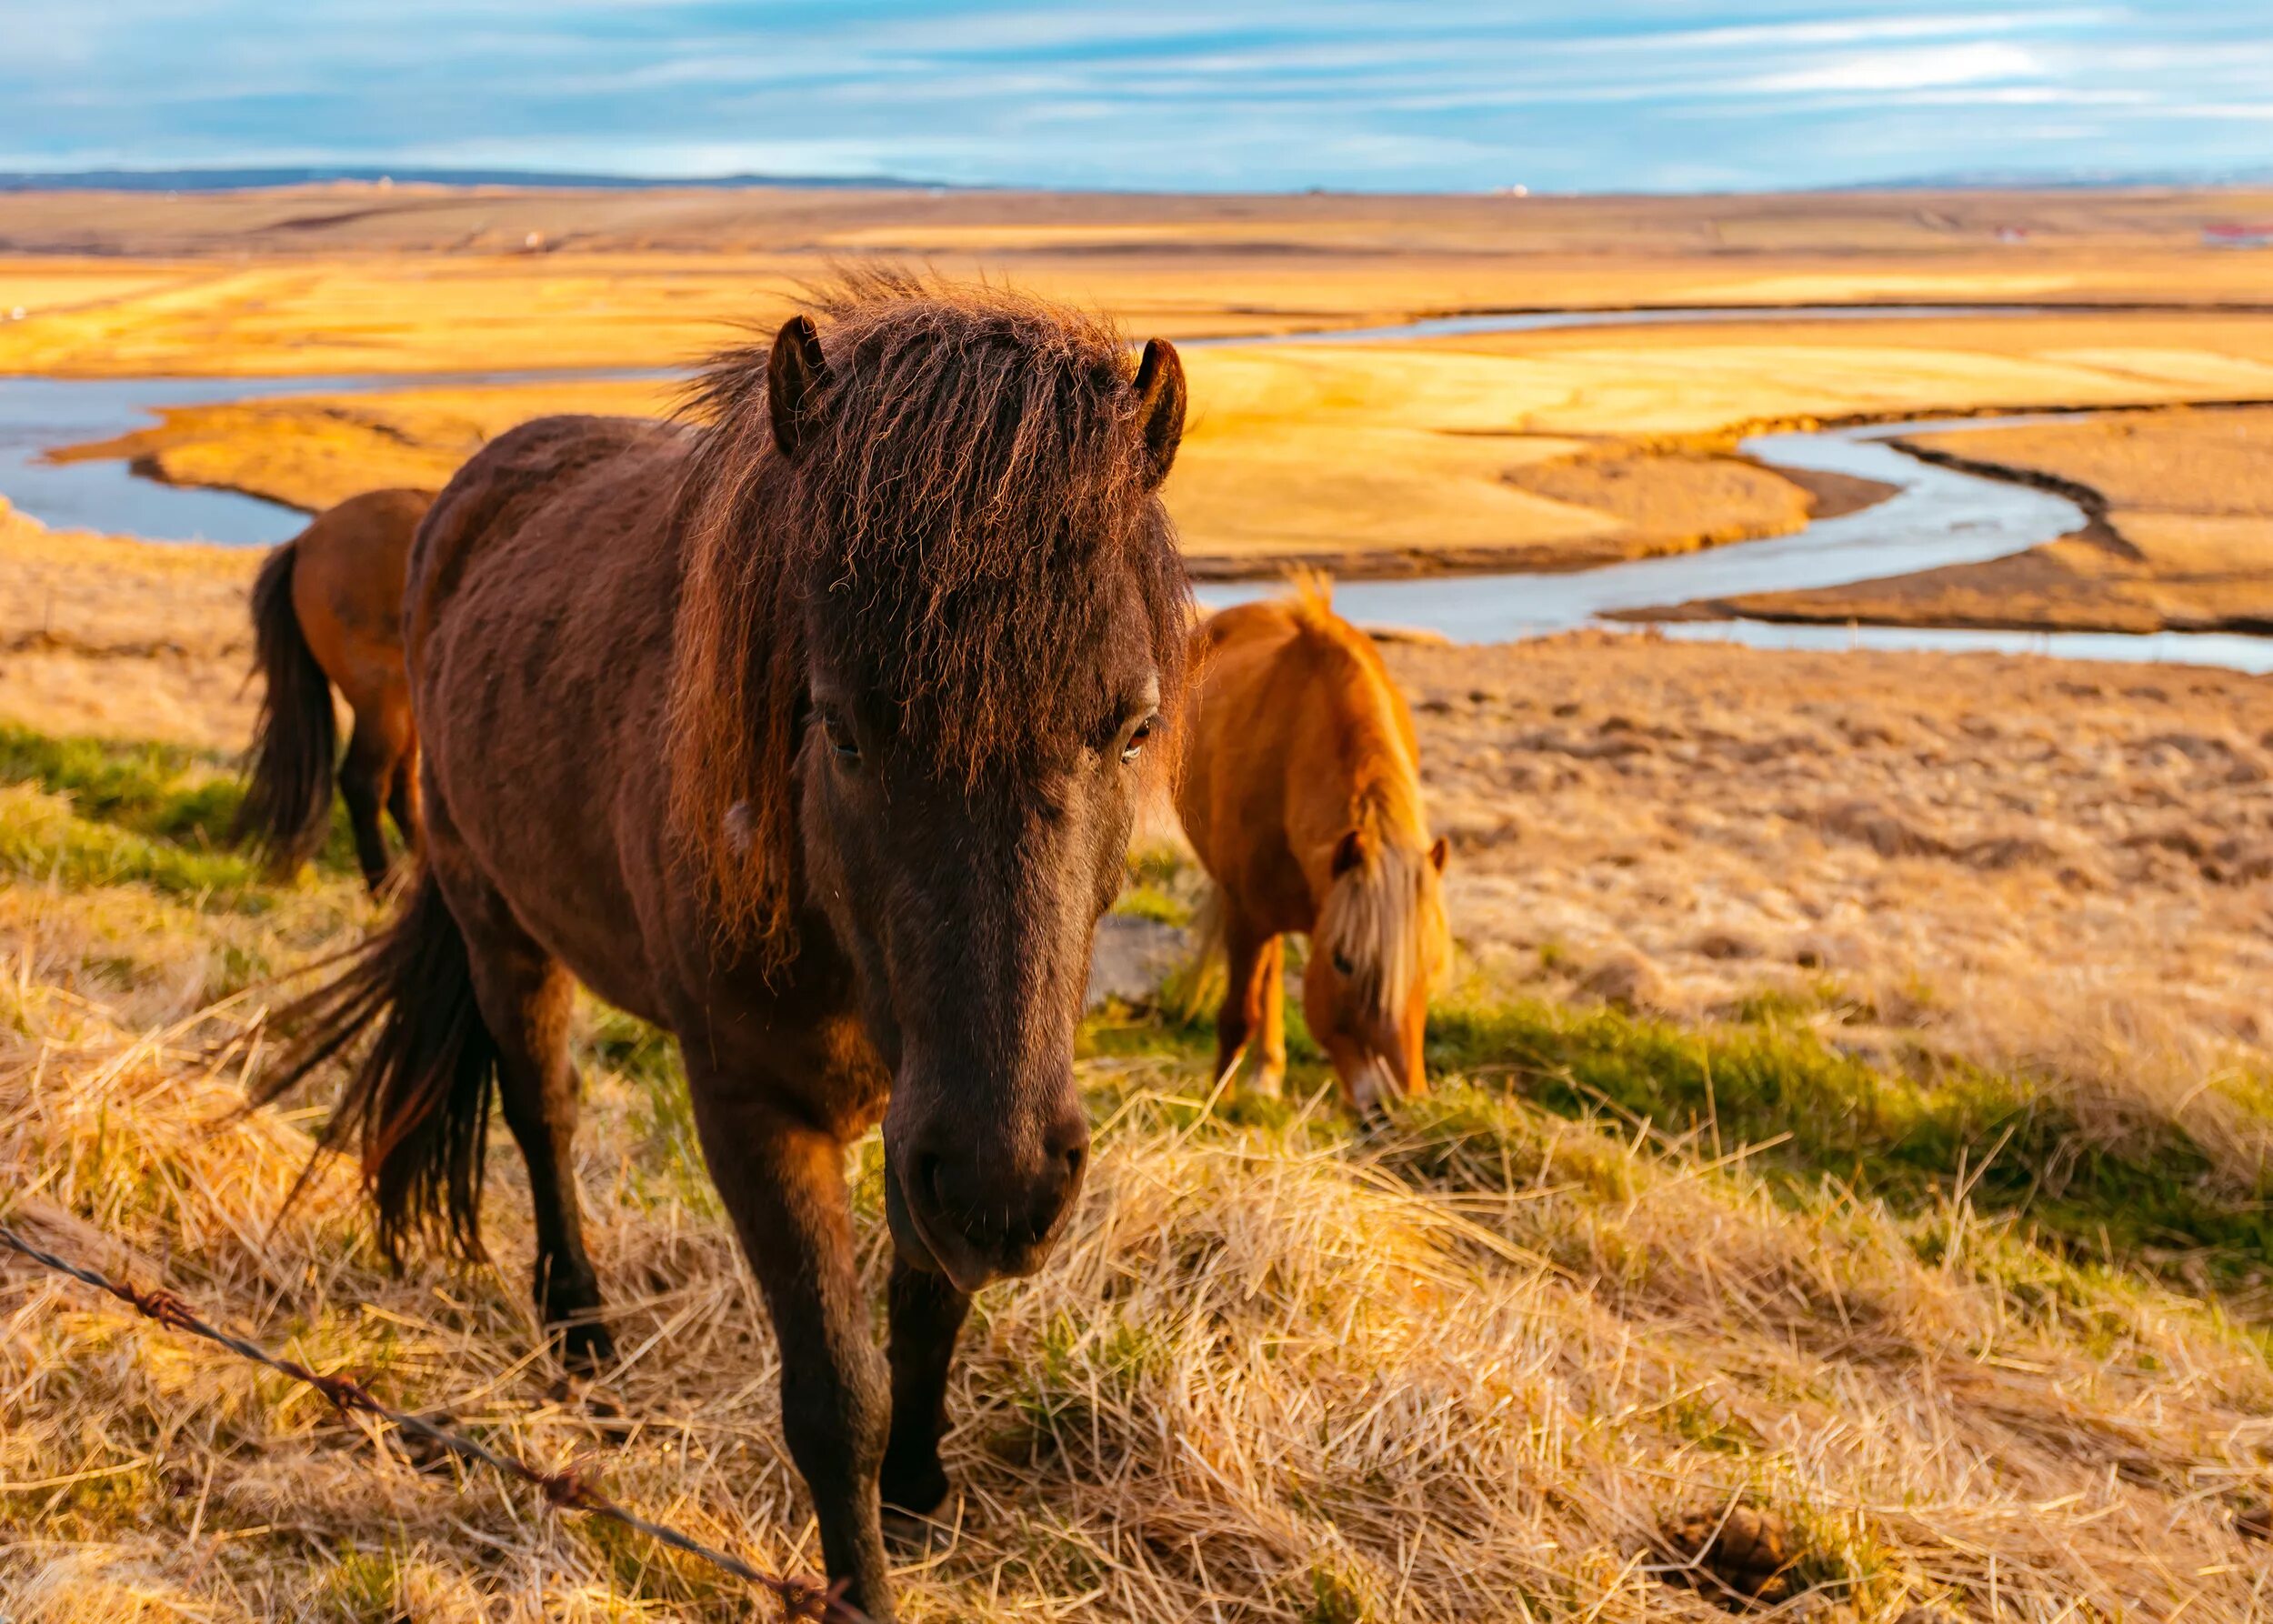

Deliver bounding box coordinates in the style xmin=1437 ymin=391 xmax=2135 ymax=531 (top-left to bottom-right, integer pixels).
xmin=689 ymin=1086 xmax=893 ymax=1617
xmin=880 ymin=1255 xmax=970 ymax=1519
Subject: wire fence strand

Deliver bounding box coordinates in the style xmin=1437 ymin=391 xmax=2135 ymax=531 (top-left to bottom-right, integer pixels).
xmin=0 ymin=1218 xmax=866 ymax=1622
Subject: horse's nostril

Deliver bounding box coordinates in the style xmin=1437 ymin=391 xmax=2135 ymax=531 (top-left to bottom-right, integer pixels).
xmin=916 ymin=1153 xmax=946 ymax=1213
xmin=1062 ymin=1143 xmax=1086 ymax=1183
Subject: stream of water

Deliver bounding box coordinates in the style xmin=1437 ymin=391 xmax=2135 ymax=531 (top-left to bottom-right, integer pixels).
xmin=2 ymin=302 xmax=2263 ymax=669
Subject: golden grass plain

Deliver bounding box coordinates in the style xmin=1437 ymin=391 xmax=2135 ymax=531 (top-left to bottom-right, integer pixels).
xmin=35 ymin=307 xmax=2273 ymax=583
xmin=6 ymin=185 xmax=2273 ymax=1620
xmin=6 ymin=182 xmax=2273 ymax=379
xmin=15 ymin=185 xmax=2273 ymax=586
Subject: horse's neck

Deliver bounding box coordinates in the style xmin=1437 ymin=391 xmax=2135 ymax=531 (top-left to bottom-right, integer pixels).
xmin=1292 ymin=691 xmax=1427 ymax=882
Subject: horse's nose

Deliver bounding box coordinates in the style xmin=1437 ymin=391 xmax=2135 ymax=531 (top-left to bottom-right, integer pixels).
xmin=902 ymin=1097 xmax=1089 ymax=1287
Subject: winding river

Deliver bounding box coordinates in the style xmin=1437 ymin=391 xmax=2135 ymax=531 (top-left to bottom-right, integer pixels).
xmin=4 ymin=303 xmax=2268 ymax=670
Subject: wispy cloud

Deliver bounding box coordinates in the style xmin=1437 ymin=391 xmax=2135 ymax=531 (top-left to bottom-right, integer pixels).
xmin=1745 ymin=41 xmax=2048 ymax=93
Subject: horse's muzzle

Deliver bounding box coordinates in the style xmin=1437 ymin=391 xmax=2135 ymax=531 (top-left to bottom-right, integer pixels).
xmin=884 ymin=1106 xmax=1089 ymax=1292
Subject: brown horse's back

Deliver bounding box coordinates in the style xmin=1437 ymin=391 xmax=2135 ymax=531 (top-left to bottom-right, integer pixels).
xmin=236 ymin=486 xmax=433 ymax=888
xmin=1177 ymin=587 xmax=1422 ymax=927
xmin=291 ymin=486 xmax=430 ymax=720
xmin=406 ymin=416 xmax=698 ymax=1028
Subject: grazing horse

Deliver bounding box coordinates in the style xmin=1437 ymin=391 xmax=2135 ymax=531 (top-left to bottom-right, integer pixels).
xmin=1176 ymin=576 xmax=1450 ymax=1112
xmin=236 ymin=486 xmax=432 ymax=892
xmin=259 ymin=277 xmax=1190 ymax=1620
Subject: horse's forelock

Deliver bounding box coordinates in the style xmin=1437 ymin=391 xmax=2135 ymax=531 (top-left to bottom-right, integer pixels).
xmin=666 ymin=272 xmax=1191 ymax=953
xmin=1317 ymin=835 xmax=1452 ymax=1028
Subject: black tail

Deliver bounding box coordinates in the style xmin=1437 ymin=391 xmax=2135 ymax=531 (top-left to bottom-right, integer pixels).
xmin=256 ymin=867 xmax=498 ymax=1260
xmin=234 ymin=539 xmax=337 ymax=874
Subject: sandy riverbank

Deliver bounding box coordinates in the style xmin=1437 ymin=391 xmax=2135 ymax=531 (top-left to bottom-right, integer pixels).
xmin=1652 ymin=405 xmax=2273 ymax=635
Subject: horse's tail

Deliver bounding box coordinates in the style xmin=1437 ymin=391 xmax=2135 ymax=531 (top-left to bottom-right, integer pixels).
xmin=234 ymin=539 xmax=338 ymax=874
xmin=255 ymin=866 xmax=498 ymax=1260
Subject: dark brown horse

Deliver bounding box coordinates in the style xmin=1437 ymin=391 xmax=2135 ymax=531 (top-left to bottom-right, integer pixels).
xmin=261 ymin=276 xmax=1189 ymax=1619
xmin=236 ymin=486 xmax=431 ymax=891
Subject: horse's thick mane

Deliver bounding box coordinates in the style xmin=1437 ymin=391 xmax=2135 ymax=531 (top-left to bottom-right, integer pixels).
xmin=1289 ymin=573 xmax=1451 ymax=1023
xmin=666 ymin=269 xmax=1189 ymax=956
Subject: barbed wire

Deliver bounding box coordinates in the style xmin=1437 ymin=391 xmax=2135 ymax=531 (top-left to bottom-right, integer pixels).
xmin=0 ymin=1219 xmax=866 ymax=1622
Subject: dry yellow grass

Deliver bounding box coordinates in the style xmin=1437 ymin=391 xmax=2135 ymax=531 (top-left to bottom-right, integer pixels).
xmin=8 ymin=842 xmax=2273 ymax=1620
xmin=0 ymin=501 xmax=258 ymax=747
xmin=1388 ymin=631 xmax=2273 ymax=1089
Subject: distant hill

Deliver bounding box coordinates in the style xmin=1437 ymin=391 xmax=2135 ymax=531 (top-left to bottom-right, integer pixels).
xmin=1853 ymin=165 xmax=2273 ymax=191
xmin=0 ymin=165 xmax=954 ymax=194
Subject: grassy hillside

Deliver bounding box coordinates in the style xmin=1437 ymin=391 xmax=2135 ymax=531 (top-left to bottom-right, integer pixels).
xmin=5 ymin=725 xmax=2273 ymax=1621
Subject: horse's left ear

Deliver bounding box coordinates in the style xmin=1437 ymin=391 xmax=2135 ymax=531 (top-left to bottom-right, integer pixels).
xmin=1428 ymin=836 xmax=1450 ymax=875
xmin=1133 ymin=338 xmax=1186 ymax=487
xmin=768 ymin=314 xmax=830 ymax=459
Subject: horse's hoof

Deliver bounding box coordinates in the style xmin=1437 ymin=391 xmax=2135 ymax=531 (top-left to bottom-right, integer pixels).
xmin=879 ymin=1453 xmax=950 ymax=1519
xmin=556 ymin=1318 xmax=618 ymax=1378
xmin=881 ymin=1497 xmax=957 ymax=1555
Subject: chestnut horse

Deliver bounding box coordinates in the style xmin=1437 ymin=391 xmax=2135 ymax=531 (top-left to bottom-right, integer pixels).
xmin=1176 ymin=576 xmax=1449 ymax=1112
xmin=259 ymin=277 xmax=1189 ymax=1619
xmin=235 ymin=486 xmax=432 ymax=892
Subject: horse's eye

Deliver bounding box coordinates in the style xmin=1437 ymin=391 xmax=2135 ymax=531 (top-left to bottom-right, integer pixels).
xmin=821 ymin=712 xmax=860 ymax=764
xmin=1332 ymin=950 xmax=1356 ymax=977
xmin=1120 ymin=714 xmax=1158 ymax=765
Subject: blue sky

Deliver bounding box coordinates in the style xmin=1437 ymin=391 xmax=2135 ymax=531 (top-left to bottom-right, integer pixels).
xmin=3 ymin=2 xmax=2268 ymax=192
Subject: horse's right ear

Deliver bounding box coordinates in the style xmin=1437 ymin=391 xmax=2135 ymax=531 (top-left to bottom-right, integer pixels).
xmin=767 ymin=315 xmax=830 ymax=459
xmin=1132 ymin=338 xmax=1187 ymax=487
xmin=1331 ymin=827 xmax=1369 ymax=877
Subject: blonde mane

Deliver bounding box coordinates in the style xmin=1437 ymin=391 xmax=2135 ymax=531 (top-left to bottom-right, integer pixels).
xmin=1291 ymin=573 xmax=1450 ymax=1023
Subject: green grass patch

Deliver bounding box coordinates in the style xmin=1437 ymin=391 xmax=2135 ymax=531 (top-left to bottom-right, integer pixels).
xmin=315 ymin=1546 xmax=407 ymax=1623
xmin=0 ymin=721 xmax=363 ymax=875
xmin=0 ymin=723 xmax=241 ymax=846
xmin=581 ymin=1002 xmax=722 ymax=1218
xmin=1426 ymin=995 xmax=2273 ymax=1296
xmin=1113 ymin=837 xmax=1201 ymax=927
xmin=1109 ymin=879 xmax=1189 ymax=927
xmin=0 ymin=781 xmax=271 ymax=906
xmin=1082 ymin=983 xmax=2273 ymax=1304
